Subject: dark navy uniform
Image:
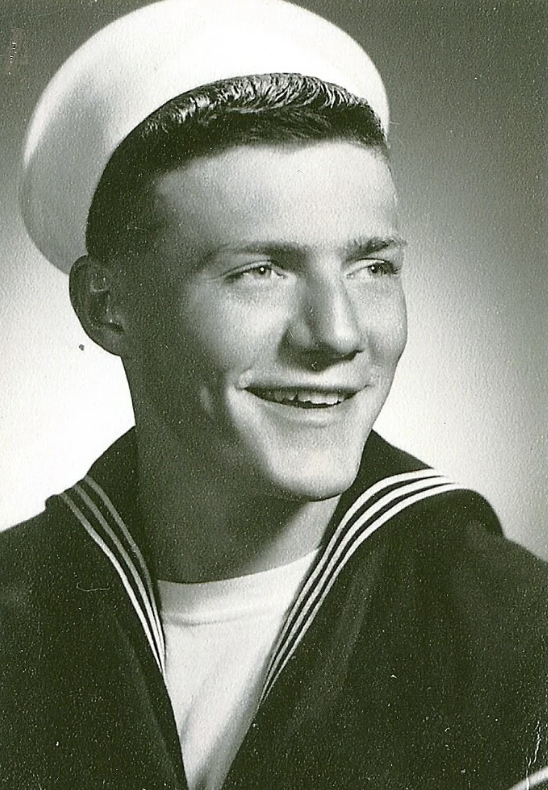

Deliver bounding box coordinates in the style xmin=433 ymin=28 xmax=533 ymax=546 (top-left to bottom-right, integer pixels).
xmin=1 ymin=430 xmax=546 ymax=789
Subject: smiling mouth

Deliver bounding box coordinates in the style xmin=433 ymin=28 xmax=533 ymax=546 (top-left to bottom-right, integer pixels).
xmin=248 ymin=388 xmax=355 ymax=409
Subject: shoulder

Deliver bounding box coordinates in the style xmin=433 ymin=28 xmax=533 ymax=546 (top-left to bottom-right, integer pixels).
xmin=350 ymin=430 xmax=504 ymax=535
xmin=0 ymin=506 xmax=77 ymax=674
xmin=0 ymin=495 xmax=108 ymax=630
xmin=0 ymin=508 xmax=57 ymax=584
xmin=341 ymin=437 xmax=548 ymax=774
xmin=349 ymin=431 xmax=548 ymax=629
xmin=0 ymin=430 xmax=138 ymax=584
xmin=0 ymin=498 xmax=79 ymax=579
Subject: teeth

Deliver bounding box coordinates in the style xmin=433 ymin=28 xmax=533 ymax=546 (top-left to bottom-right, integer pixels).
xmin=255 ymin=389 xmax=348 ymax=406
xmin=272 ymin=389 xmax=296 ymax=403
xmin=297 ymin=390 xmax=340 ymax=405
xmin=324 ymin=393 xmax=342 ymax=406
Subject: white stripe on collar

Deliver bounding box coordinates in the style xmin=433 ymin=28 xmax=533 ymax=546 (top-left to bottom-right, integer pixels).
xmin=60 ymin=479 xmax=165 ymax=676
xmin=83 ymin=474 xmax=165 ymax=660
xmin=260 ymin=470 xmax=464 ymax=702
xmin=60 ymin=466 xmax=462 ymax=697
xmin=505 ymin=767 xmax=548 ymax=790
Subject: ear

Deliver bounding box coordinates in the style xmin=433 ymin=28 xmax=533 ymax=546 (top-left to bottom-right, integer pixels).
xmin=69 ymin=256 xmax=130 ymax=357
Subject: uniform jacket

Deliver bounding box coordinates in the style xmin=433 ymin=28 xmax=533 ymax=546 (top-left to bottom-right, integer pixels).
xmin=1 ymin=429 xmax=547 ymax=790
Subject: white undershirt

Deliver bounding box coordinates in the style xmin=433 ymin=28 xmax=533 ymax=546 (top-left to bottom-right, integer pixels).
xmin=158 ymin=549 xmax=318 ymax=790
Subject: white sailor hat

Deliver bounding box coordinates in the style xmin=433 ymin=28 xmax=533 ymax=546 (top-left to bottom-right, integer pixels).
xmin=20 ymin=0 xmax=389 ymax=272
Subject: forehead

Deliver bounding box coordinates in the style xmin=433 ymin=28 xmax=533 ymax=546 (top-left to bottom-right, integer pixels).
xmin=149 ymin=141 xmax=398 ymax=255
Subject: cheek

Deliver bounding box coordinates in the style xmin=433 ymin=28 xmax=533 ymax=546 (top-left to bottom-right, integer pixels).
xmin=390 ymin=291 xmax=408 ymax=357
xmin=180 ymin=294 xmax=288 ymax=379
xmin=360 ymin=288 xmax=408 ymax=365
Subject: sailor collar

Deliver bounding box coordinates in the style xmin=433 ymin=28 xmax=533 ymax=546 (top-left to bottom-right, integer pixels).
xmin=58 ymin=428 xmax=468 ymax=699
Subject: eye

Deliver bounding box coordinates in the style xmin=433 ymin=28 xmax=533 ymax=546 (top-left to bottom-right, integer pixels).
xmin=226 ymin=262 xmax=283 ymax=283
xmin=348 ymin=260 xmax=400 ymax=279
xmin=242 ymin=264 xmax=273 ymax=279
xmin=367 ymin=261 xmax=397 ymax=276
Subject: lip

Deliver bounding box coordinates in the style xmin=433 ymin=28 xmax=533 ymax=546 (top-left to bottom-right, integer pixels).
xmin=247 ymin=386 xmax=357 ymax=409
xmin=246 ymin=383 xmax=363 ymax=395
xmin=244 ymin=386 xmax=364 ymax=425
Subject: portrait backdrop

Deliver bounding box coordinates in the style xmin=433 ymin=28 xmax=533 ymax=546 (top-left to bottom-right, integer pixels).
xmin=1 ymin=0 xmax=546 ymax=559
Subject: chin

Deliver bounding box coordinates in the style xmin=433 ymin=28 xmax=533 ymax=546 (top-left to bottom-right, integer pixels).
xmin=254 ymin=449 xmax=363 ymax=503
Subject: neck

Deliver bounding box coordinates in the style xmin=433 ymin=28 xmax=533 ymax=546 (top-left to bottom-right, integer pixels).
xmin=134 ymin=421 xmax=341 ymax=583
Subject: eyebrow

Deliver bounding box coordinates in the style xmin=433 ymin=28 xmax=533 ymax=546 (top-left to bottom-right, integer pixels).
xmin=207 ymin=235 xmax=407 ymax=261
xmin=344 ymin=235 xmax=407 ymax=258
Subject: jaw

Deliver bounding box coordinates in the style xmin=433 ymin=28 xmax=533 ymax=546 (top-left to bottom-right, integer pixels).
xmin=129 ymin=364 xmax=395 ymax=502
xmin=209 ymin=384 xmax=388 ymax=501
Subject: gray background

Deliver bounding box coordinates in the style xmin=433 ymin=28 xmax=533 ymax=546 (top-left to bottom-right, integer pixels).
xmin=1 ymin=0 xmax=547 ymax=558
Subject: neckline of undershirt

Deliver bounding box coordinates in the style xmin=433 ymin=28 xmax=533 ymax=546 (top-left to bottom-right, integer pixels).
xmin=158 ymin=548 xmax=320 ymax=624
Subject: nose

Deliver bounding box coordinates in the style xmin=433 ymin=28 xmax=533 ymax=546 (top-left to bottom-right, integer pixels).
xmin=286 ymin=273 xmax=365 ymax=362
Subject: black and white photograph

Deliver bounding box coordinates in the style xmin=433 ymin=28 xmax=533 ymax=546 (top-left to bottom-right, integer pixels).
xmin=1 ymin=1 xmax=547 ymax=787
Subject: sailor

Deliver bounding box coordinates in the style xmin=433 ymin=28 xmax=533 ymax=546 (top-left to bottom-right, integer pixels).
xmin=3 ymin=1 xmax=547 ymax=788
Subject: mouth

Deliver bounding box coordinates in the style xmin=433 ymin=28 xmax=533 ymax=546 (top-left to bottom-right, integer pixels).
xmin=247 ymin=387 xmax=356 ymax=409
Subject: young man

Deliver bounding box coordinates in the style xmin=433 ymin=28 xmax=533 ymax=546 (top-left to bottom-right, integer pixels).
xmin=2 ymin=1 xmax=547 ymax=788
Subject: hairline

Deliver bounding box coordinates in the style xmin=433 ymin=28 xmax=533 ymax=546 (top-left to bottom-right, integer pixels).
xmin=86 ymin=74 xmax=389 ymax=264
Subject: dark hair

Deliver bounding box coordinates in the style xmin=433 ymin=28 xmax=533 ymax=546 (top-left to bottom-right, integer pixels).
xmin=86 ymin=73 xmax=388 ymax=261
